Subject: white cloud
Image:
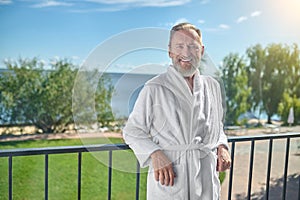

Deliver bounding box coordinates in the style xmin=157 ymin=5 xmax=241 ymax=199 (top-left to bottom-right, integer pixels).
xmin=251 ymin=10 xmax=262 ymax=17
xmin=143 ymin=0 xmax=190 ymax=7
xmin=236 ymin=11 xmax=261 ymax=24
xmin=31 ymin=0 xmax=73 ymax=8
xmin=0 ymin=0 xmax=12 ymax=5
xmin=70 ymin=0 xmax=191 ymax=12
xmin=236 ymin=16 xmax=248 ymax=24
xmin=219 ymin=24 xmax=230 ymax=29
xmin=86 ymin=0 xmax=191 ymax=8
xmin=204 ymin=24 xmax=230 ymax=32
xmin=70 ymin=6 xmax=126 ymax=13
xmin=198 ymin=19 xmax=205 ymax=24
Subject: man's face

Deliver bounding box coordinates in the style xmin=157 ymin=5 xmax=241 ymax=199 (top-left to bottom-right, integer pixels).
xmin=169 ymin=29 xmax=203 ymax=77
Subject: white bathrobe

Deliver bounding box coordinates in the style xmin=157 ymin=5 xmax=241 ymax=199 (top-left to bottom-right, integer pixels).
xmin=123 ymin=66 xmax=228 ymax=200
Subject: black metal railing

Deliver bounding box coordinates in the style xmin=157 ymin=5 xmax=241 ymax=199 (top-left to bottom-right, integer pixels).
xmin=227 ymin=132 xmax=300 ymax=200
xmin=0 ymin=132 xmax=300 ymax=200
xmin=0 ymin=144 xmax=136 ymax=200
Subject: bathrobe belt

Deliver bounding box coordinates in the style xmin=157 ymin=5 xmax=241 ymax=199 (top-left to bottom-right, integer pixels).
xmin=162 ymin=143 xmax=215 ymax=159
xmin=162 ymin=143 xmax=218 ymax=198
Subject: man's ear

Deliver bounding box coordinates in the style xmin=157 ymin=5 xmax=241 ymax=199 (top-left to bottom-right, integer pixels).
xmin=168 ymin=45 xmax=172 ymax=58
xmin=168 ymin=51 xmax=172 ymax=58
xmin=201 ymin=45 xmax=205 ymax=56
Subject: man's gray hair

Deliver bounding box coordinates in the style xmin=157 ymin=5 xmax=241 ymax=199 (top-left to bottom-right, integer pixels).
xmin=169 ymin=22 xmax=203 ymax=46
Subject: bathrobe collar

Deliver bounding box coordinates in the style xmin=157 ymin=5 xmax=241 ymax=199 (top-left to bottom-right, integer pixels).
xmin=147 ymin=65 xmax=202 ymax=105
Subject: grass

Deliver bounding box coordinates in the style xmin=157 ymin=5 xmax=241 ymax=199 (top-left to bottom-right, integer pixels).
xmin=0 ymin=138 xmax=225 ymax=200
xmin=0 ymin=138 xmax=148 ymax=200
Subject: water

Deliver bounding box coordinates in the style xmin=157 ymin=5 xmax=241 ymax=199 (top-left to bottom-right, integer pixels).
xmin=107 ymin=72 xmax=157 ymax=118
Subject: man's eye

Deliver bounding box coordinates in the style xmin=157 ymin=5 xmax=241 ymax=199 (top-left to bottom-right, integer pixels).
xmin=189 ymin=45 xmax=200 ymax=50
xmin=176 ymin=45 xmax=184 ymax=49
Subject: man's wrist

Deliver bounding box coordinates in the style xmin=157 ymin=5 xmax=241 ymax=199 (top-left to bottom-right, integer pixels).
xmin=150 ymin=149 xmax=161 ymax=158
xmin=218 ymin=144 xmax=228 ymax=150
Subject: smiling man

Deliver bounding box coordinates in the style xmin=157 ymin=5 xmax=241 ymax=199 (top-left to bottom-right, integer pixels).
xmin=123 ymin=22 xmax=231 ymax=200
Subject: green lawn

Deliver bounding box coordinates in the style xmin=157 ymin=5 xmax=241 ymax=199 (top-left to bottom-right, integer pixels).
xmin=0 ymin=138 xmax=148 ymax=200
xmin=0 ymin=138 xmax=225 ymax=200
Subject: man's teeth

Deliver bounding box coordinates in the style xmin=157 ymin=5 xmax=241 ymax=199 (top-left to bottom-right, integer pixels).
xmin=180 ymin=58 xmax=191 ymax=62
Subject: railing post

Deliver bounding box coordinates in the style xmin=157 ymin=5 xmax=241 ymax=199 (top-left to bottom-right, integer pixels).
xmin=135 ymin=160 xmax=140 ymax=200
xmin=282 ymin=137 xmax=290 ymax=200
xmin=266 ymin=139 xmax=273 ymax=200
xmin=78 ymin=152 xmax=82 ymax=200
xmin=247 ymin=140 xmax=255 ymax=200
xmin=228 ymin=141 xmax=235 ymax=200
xmin=298 ymin=174 xmax=300 ymax=200
xmin=108 ymin=150 xmax=112 ymax=200
xmin=45 ymin=154 xmax=49 ymax=200
xmin=8 ymin=155 xmax=12 ymax=200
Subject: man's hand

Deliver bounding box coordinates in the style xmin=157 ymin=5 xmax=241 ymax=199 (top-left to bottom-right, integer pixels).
xmin=217 ymin=145 xmax=231 ymax=172
xmin=150 ymin=150 xmax=175 ymax=186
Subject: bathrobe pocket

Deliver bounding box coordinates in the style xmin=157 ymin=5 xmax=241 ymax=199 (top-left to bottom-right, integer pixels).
xmin=147 ymin=164 xmax=186 ymax=200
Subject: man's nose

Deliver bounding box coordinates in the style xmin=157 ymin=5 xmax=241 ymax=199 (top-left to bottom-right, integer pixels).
xmin=181 ymin=46 xmax=192 ymax=57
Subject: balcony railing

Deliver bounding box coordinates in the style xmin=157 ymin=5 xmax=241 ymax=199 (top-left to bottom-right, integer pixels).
xmin=226 ymin=132 xmax=300 ymax=200
xmin=0 ymin=132 xmax=299 ymax=200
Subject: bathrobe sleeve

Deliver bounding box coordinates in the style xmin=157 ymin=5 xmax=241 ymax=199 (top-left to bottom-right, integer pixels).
xmin=122 ymin=85 xmax=161 ymax=168
xmin=211 ymin=77 xmax=230 ymax=150
xmin=217 ymin=123 xmax=229 ymax=150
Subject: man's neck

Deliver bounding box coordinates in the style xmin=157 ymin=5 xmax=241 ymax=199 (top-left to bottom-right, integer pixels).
xmin=184 ymin=74 xmax=195 ymax=92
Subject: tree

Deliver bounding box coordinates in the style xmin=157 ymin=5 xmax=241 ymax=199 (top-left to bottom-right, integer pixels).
xmin=264 ymin=44 xmax=289 ymax=123
xmin=278 ymin=93 xmax=300 ymax=125
xmin=245 ymin=44 xmax=265 ymax=116
xmin=0 ymin=58 xmax=45 ymax=126
xmin=95 ymin=75 xmax=115 ymax=127
xmin=220 ymin=53 xmax=251 ymax=125
xmin=278 ymin=43 xmax=300 ymax=125
xmin=36 ymin=59 xmax=78 ymax=133
xmin=246 ymin=44 xmax=291 ymax=123
xmin=286 ymin=44 xmax=300 ymax=97
xmin=0 ymin=58 xmax=115 ymax=133
xmin=72 ymin=69 xmax=115 ymax=130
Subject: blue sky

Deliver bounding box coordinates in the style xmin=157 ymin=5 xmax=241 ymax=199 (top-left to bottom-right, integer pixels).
xmin=0 ymin=0 xmax=300 ymax=73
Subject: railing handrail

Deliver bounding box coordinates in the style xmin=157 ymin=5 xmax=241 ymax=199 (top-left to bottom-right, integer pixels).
xmin=228 ymin=132 xmax=300 ymax=142
xmin=0 ymin=143 xmax=130 ymax=157
xmin=1 ymin=132 xmax=300 ymax=157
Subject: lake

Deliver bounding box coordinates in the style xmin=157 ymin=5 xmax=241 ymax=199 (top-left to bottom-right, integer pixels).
xmin=107 ymin=72 xmax=157 ymax=118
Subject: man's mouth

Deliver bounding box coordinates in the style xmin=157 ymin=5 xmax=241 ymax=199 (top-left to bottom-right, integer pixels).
xmin=179 ymin=57 xmax=192 ymax=62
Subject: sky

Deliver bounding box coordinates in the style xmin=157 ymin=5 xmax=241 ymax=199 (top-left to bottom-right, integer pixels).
xmin=0 ymin=0 xmax=300 ymax=73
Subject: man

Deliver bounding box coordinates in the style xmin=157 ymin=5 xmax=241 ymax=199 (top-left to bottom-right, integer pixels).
xmin=123 ymin=22 xmax=231 ymax=200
